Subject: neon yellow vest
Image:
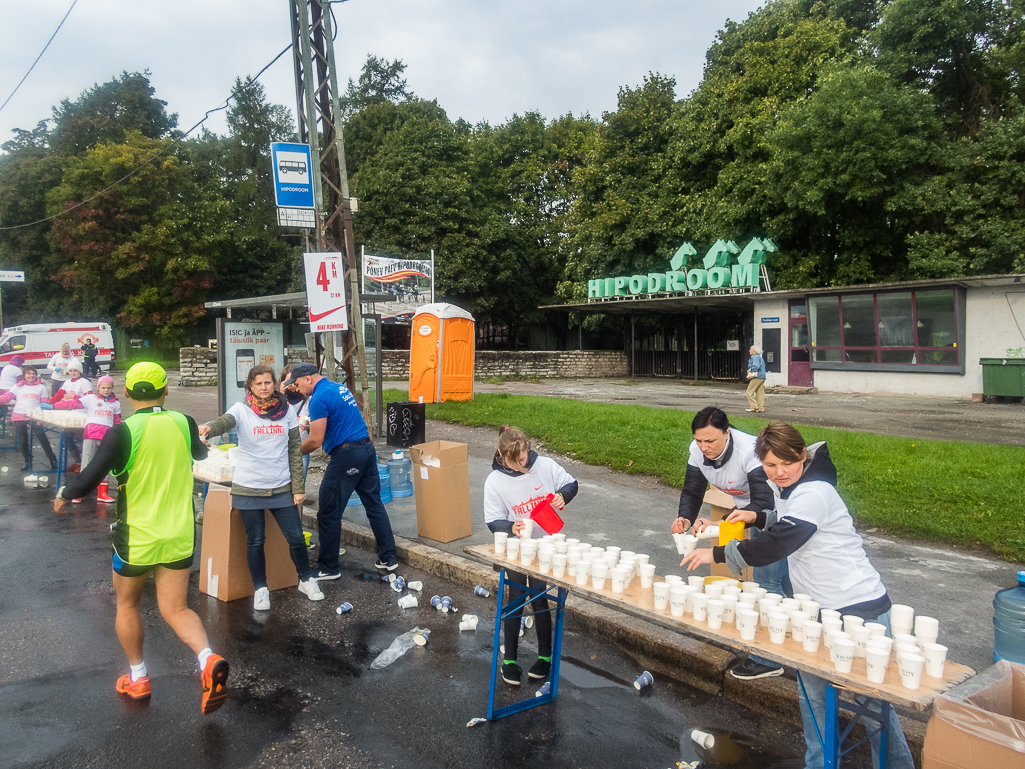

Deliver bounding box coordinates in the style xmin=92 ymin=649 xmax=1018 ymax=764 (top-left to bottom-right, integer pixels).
xmin=111 ymin=409 xmax=195 ymax=566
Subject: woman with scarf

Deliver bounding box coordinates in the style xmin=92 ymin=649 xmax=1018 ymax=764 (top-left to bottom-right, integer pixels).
xmin=199 ymin=365 xmax=324 ymax=610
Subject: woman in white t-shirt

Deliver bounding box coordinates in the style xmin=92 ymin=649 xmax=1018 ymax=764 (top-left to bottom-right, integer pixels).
xmin=682 ymin=422 xmax=914 ymax=769
xmin=0 ymin=365 xmax=58 ymax=470
xmin=199 ymin=365 xmax=324 ymax=611
xmin=46 ymin=357 xmax=90 ymax=464
xmin=483 ymin=426 xmax=578 ymax=688
xmin=47 ymin=344 xmax=75 ymax=395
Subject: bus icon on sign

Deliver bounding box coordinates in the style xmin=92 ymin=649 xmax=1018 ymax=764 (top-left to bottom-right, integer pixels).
xmin=279 ymin=159 xmax=307 ymax=175
xmin=276 ymin=151 xmax=310 ymax=179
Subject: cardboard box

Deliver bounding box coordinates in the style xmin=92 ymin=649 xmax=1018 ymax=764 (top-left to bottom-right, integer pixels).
xmin=199 ymin=485 xmax=299 ymax=602
xmin=409 ymin=440 xmax=472 ymax=543
xmin=703 ymin=488 xmax=753 ymax=581
xmin=923 ymin=661 xmax=1025 ymax=769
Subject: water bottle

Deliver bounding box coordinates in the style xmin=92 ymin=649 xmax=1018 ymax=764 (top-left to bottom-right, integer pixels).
xmin=388 ymin=450 xmax=413 ymax=498
xmin=993 ymin=570 xmax=1025 ymax=663
xmin=378 ymin=462 xmax=392 ymax=504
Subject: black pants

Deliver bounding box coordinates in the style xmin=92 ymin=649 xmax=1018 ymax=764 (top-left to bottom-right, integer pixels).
xmin=17 ymin=421 xmax=56 ymax=468
xmin=83 ymin=357 xmax=99 ymax=378
xmin=503 ymin=569 xmax=552 ymax=662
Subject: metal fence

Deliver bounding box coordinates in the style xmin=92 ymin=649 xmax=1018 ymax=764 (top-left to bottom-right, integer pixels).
xmin=631 ymin=311 xmax=748 ymax=381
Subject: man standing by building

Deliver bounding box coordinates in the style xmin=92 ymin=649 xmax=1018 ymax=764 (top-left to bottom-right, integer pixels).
xmin=54 ymin=362 xmax=229 ymax=714
xmin=745 ymin=345 xmax=766 ymax=412
xmin=283 ymin=363 xmax=398 ymax=578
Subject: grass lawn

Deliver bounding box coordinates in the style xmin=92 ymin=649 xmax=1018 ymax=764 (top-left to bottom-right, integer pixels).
xmin=384 ymin=389 xmax=1025 ymax=563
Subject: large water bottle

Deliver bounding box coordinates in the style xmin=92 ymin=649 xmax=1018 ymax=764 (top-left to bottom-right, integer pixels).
xmin=388 ymin=450 xmax=413 ymax=498
xmin=347 ymin=464 xmax=393 ymax=506
xmin=993 ymin=570 xmax=1025 ymax=663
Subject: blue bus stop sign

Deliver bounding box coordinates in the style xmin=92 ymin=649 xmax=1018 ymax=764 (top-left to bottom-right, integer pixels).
xmin=271 ymin=143 xmax=315 ymax=208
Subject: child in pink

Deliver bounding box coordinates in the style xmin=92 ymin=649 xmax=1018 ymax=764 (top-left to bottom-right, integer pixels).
xmin=0 ymin=365 xmax=58 ymax=470
xmin=52 ymin=374 xmax=121 ymax=502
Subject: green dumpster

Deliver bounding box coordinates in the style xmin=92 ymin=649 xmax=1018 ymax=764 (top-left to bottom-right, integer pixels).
xmin=980 ymin=358 xmax=1025 ymax=400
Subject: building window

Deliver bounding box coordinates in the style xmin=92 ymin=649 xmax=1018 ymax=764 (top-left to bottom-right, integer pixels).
xmin=809 ymin=288 xmax=961 ymax=372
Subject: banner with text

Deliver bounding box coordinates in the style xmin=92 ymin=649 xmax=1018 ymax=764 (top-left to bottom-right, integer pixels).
xmin=304 ymin=252 xmax=349 ymax=332
xmin=363 ymin=254 xmax=432 ymax=284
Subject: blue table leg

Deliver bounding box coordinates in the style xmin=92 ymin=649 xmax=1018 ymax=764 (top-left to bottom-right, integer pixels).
xmin=798 ymin=672 xmax=891 ymax=769
xmin=824 ymin=682 xmax=839 ymax=769
xmin=486 ymin=568 xmax=566 ymax=720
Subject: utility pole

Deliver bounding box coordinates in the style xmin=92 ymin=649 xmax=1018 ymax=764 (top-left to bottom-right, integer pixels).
xmin=289 ymin=0 xmax=372 ymax=429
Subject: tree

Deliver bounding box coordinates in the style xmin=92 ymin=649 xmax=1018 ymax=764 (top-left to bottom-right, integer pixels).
xmin=342 ymin=55 xmax=412 ymax=118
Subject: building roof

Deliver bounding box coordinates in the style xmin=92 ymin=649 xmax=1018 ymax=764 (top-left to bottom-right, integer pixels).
xmin=541 ymin=273 xmax=1025 ymax=315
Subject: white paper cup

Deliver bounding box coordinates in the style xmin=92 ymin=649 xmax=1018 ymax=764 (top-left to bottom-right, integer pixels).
xmin=915 ymin=616 xmax=940 ymax=644
xmin=554 ymin=541 xmax=569 ymax=555
xmin=742 ymin=581 xmax=760 ymax=593
xmin=635 ymin=554 xmax=650 ymax=567
xmin=459 ymin=615 xmax=479 ymax=631
xmin=759 ymin=598 xmax=777 ymax=628
xmin=896 ymin=643 xmax=921 ymax=663
xmin=521 ymin=519 xmax=535 ymax=538
xmin=705 ymin=583 xmax=723 ymax=600
xmin=898 ymin=653 xmax=925 ymax=689
xmin=653 ymin=582 xmax=670 ymax=610
xmin=768 ymin=612 xmax=789 ymax=644
xmin=639 ymin=563 xmax=656 ymax=589
xmin=789 ymin=611 xmax=810 ymax=642
xmin=664 ymin=575 xmax=684 ymax=586
xmin=691 ymin=729 xmax=715 ymax=750
xmin=723 ymin=586 xmax=742 ymax=600
xmin=736 ymin=601 xmax=755 ymax=628
xmin=565 ymin=538 xmax=580 ymax=546
xmin=537 ymin=549 xmax=553 ymax=574
xmin=822 ymin=618 xmax=843 ymax=648
xmin=610 ymin=567 xmax=628 ymax=594
xmin=820 ymin=609 xmax=842 ymax=622
xmin=738 ymin=609 xmax=759 ymax=640
xmin=842 ymin=614 xmax=864 ymax=633
xmin=833 ymin=638 xmax=856 ymax=673
xmin=849 ymin=625 xmax=872 ymax=657
xmin=692 ymin=592 xmax=709 ymax=622
xmin=669 ymin=587 xmax=688 ymax=617
xmin=688 ymin=576 xmax=705 ymax=590
xmin=864 ymin=622 xmax=887 ymax=639
xmin=397 ymin=594 xmax=418 ymax=609
xmin=792 ymin=593 xmax=812 ymax=602
xmin=721 ymin=594 xmax=738 ymax=624
xmin=620 ymin=558 xmax=637 ymax=581
xmin=552 ymin=553 xmax=567 ymax=579
xmin=893 ymin=632 xmax=918 ymax=648
xmin=591 ymin=562 xmax=608 ymax=590
xmin=575 ymin=560 xmax=591 ymax=586
xmin=589 ymin=546 xmax=603 ymax=557
xmin=802 ymin=620 xmax=823 ymax=652
xmin=494 ymin=532 xmax=508 ymax=554
xmin=890 ymin=604 xmax=914 ymax=635
xmin=520 ymin=542 xmax=537 ymax=566
xmin=865 ymin=646 xmax=890 ymax=684
xmin=921 ymin=643 xmax=948 ymax=678
xmin=552 ymin=533 xmax=566 ymax=542
xmin=761 ymin=592 xmax=782 ymax=605
xmin=827 ymin=631 xmax=850 ymax=661
xmin=780 ymin=598 xmax=801 ymax=611
xmin=707 ymin=599 xmax=726 ymax=629
xmin=606 ymin=546 xmax=622 ymax=558
xmin=506 ymin=538 xmax=520 ymax=560
xmin=868 ymin=635 xmax=894 ymax=654
xmin=801 ymin=600 xmax=821 ymax=619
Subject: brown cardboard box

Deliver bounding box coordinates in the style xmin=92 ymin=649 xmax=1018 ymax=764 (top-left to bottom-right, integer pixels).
xmin=923 ymin=661 xmax=1025 ymax=769
xmin=409 ymin=440 xmax=472 ymax=543
xmin=703 ymin=488 xmax=753 ymax=581
xmin=198 ymin=484 xmax=300 ymax=602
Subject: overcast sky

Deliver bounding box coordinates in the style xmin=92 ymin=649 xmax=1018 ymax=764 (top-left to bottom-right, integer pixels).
xmin=1 ymin=0 xmax=767 ymax=145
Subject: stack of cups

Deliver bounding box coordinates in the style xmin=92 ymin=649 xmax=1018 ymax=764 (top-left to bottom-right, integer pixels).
xmin=915 ymin=616 xmax=940 ymax=648
xmin=521 ymin=520 xmax=535 ymax=539
xmin=653 ymin=582 xmax=670 ymax=610
xmin=890 ymin=604 xmax=915 ymax=637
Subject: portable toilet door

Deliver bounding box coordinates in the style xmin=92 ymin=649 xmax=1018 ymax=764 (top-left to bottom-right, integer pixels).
xmin=408 ymin=303 xmax=475 ymax=403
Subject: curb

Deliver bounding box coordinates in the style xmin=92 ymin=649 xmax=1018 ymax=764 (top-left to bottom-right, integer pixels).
xmin=302 ymin=509 xmax=927 ymax=756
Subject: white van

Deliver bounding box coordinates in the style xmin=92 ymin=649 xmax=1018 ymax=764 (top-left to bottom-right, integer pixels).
xmin=0 ymin=323 xmax=115 ymax=372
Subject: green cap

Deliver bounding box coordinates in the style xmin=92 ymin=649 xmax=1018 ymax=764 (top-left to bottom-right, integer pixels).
xmin=125 ymin=362 xmax=167 ymax=395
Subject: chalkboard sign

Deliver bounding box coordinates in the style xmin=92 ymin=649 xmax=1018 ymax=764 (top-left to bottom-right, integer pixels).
xmin=387 ymin=401 xmax=426 ymax=448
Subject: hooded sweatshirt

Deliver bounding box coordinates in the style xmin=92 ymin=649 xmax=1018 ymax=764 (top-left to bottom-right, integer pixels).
xmin=483 ymin=450 xmax=579 ymax=536
xmin=713 ymin=442 xmax=889 ymax=618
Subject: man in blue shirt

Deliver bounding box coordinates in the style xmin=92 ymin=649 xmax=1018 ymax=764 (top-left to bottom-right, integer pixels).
xmin=284 ymin=363 xmax=398 ymax=577
xmin=745 ymin=345 xmax=766 ymax=413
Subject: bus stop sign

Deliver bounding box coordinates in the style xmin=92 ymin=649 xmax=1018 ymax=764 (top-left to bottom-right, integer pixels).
xmin=270 ymin=143 xmax=315 ymax=208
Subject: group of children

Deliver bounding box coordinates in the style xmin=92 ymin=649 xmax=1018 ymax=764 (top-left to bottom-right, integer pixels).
xmin=0 ymin=354 xmax=121 ymax=499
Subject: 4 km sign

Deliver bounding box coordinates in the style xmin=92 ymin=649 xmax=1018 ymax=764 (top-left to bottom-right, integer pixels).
xmin=303 ymin=252 xmax=349 ymax=332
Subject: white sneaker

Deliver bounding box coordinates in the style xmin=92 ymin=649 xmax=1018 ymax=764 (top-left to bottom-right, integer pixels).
xmin=253 ymin=587 xmax=271 ymax=611
xmin=298 ymin=577 xmax=325 ymax=602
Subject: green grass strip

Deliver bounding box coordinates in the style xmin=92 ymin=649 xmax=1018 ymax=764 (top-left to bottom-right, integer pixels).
xmin=384 ymin=389 xmax=1025 ymax=563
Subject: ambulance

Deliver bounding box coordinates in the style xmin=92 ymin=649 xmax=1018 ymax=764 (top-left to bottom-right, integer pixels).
xmin=0 ymin=323 xmax=115 ymax=372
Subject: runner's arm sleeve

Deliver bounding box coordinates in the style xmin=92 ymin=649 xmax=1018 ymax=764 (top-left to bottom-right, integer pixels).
xmin=288 ymin=426 xmax=303 ymax=494
xmin=677 ymin=463 xmax=707 ymax=523
xmin=712 ymin=516 xmax=818 ymax=571
xmin=59 ymin=424 xmax=131 ymax=499
xmin=185 ymin=415 xmax=208 ymax=461
xmin=203 ymin=413 xmax=236 ymax=438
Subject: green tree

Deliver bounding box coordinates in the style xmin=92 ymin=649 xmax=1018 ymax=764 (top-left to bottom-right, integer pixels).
xmin=342 ymin=55 xmax=412 ymax=118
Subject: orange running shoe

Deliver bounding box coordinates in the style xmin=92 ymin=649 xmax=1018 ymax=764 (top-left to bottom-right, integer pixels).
xmin=115 ymin=673 xmax=151 ymax=700
xmin=200 ymin=654 xmax=229 ymax=715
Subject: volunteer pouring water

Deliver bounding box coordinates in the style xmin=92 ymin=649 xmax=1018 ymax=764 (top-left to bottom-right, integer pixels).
xmin=671 ymin=406 xmax=785 ymax=680
xmin=199 ymin=365 xmax=324 ymax=611
xmin=681 ymin=421 xmax=914 ymax=769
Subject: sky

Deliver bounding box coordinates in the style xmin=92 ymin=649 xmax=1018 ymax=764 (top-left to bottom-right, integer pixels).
xmin=0 ymin=0 xmax=768 ymax=145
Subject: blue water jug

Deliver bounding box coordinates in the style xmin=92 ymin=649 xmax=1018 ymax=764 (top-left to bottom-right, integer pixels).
xmin=346 ymin=463 xmax=392 ymax=506
xmin=388 ymin=450 xmax=413 ymax=498
xmin=993 ymin=570 xmax=1025 ymax=663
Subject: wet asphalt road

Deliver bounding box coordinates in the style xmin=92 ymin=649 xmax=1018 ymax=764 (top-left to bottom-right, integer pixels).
xmin=0 ymin=473 xmax=824 ymax=769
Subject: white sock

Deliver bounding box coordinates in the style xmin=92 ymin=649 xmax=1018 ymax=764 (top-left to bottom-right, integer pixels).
xmin=130 ymin=661 xmax=148 ymax=682
xmin=197 ymin=647 xmax=213 ymax=671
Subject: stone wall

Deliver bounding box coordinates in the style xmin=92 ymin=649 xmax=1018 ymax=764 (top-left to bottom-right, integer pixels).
xmin=179 ymin=347 xmax=218 ymax=386
xmin=180 ymin=347 xmax=629 ymax=385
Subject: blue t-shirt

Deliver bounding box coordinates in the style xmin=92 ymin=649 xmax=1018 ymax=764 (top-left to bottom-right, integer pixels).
xmin=308 ymin=377 xmax=368 ymax=453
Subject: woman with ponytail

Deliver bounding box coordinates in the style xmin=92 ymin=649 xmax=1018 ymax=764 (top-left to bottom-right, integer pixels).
xmin=199 ymin=365 xmax=324 ymax=611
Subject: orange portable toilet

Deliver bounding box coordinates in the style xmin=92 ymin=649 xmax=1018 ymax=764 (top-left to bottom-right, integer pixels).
xmin=409 ymin=303 xmax=475 ymax=403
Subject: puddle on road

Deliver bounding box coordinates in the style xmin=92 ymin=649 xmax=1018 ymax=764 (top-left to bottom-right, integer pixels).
xmin=558 ymin=655 xmax=633 ymax=689
xmin=680 ymin=727 xmax=802 ymax=768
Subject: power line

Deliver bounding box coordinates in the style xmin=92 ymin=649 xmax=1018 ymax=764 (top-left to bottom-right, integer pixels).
xmin=0 ymin=43 xmax=293 ymax=232
xmin=0 ymin=0 xmax=80 ymax=116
